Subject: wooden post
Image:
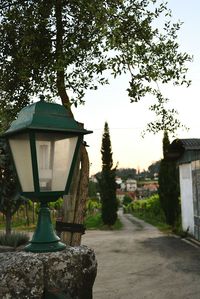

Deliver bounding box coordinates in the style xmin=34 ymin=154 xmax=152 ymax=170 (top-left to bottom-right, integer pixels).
xmin=71 ymin=145 xmax=89 ymax=246
xmin=60 ymin=150 xmax=81 ymax=245
xmin=59 ymin=145 xmax=89 ymax=246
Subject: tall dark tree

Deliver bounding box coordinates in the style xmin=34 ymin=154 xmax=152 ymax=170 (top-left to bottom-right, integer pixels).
xmin=158 ymin=131 xmax=180 ymax=226
xmin=98 ymin=122 xmax=118 ymax=226
xmin=148 ymin=160 xmax=160 ymax=179
xmin=163 ymin=130 xmax=170 ymax=159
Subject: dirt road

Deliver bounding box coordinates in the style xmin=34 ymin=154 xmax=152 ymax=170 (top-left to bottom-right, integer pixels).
xmin=82 ymin=210 xmax=200 ymax=299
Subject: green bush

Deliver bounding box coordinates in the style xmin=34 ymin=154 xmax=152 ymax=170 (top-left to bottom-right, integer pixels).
xmin=126 ymin=195 xmax=167 ymax=228
xmin=0 ymin=232 xmax=30 ymax=248
xmin=128 ymin=194 xmax=182 ymax=233
xmin=122 ymin=195 xmax=132 ymax=206
xmin=86 ymin=199 xmax=101 ymax=215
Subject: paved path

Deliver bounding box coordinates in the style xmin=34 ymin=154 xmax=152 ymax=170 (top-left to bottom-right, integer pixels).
xmin=82 ymin=210 xmax=200 ymax=299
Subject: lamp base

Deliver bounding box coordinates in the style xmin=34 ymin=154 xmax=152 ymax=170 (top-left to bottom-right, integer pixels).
xmin=25 ymin=240 xmax=66 ymax=253
xmin=25 ymin=202 xmax=66 ymax=253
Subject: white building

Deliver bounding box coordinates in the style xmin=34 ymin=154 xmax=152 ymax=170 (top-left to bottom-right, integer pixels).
xmin=125 ymin=179 xmax=137 ymax=192
xmin=168 ymin=139 xmax=200 ymax=240
xmin=116 ymin=177 xmax=123 ymax=186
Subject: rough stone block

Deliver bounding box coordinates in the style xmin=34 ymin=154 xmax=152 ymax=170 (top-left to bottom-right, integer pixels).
xmin=0 ymin=246 xmax=97 ymax=299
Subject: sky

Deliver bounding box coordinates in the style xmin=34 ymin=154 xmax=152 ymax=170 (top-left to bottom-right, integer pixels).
xmin=71 ymin=0 xmax=200 ymax=176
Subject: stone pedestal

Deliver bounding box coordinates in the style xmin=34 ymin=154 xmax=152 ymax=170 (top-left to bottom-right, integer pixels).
xmin=0 ymin=246 xmax=97 ymax=299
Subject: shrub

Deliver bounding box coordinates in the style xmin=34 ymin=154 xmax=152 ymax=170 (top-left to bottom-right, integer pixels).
xmin=0 ymin=232 xmax=30 ymax=248
xmin=122 ymin=195 xmax=132 ymax=206
xmin=127 ymin=195 xmax=166 ymax=223
xmin=86 ymin=199 xmax=101 ymax=215
xmin=126 ymin=194 xmax=182 ymax=233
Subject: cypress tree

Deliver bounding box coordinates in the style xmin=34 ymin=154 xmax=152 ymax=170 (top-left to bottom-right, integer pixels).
xmin=158 ymin=131 xmax=180 ymax=226
xmin=98 ymin=122 xmax=118 ymax=226
xmin=163 ymin=130 xmax=170 ymax=159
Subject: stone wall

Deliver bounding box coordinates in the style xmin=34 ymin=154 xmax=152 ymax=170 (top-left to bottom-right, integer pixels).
xmin=0 ymin=246 xmax=97 ymax=299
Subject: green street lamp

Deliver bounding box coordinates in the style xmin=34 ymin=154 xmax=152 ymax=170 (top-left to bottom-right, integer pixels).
xmin=3 ymin=98 xmax=92 ymax=253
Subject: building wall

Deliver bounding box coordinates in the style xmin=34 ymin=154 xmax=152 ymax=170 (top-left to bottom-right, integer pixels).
xmin=179 ymin=163 xmax=194 ymax=235
xmin=126 ymin=179 xmax=137 ymax=192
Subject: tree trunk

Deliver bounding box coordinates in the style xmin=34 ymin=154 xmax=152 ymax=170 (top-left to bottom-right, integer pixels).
xmin=5 ymin=211 xmax=12 ymax=236
xmin=60 ymin=144 xmax=90 ymax=246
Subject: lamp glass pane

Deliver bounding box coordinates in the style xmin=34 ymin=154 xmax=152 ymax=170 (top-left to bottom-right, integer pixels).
xmin=35 ymin=133 xmax=78 ymax=192
xmin=9 ymin=134 xmax=34 ymax=192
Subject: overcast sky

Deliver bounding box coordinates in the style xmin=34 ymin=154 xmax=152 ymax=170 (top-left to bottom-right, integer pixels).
xmin=71 ymin=0 xmax=200 ymax=175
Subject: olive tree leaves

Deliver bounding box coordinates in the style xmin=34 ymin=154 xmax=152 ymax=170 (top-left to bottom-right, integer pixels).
xmin=106 ymin=0 xmax=192 ymax=134
xmin=0 ymin=0 xmax=192 ymax=133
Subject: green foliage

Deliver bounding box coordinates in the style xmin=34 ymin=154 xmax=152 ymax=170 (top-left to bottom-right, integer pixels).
xmin=163 ymin=130 xmax=170 ymax=159
xmin=88 ymin=181 xmax=99 ymax=198
xmin=84 ymin=212 xmax=122 ymax=230
xmin=98 ymin=122 xmax=118 ymax=226
xmin=0 ymin=199 xmax=62 ymax=232
xmin=0 ymin=0 xmax=192 ymax=133
xmin=96 ymin=168 xmax=137 ymax=181
xmin=126 ymin=194 xmax=182 ymax=233
xmin=84 ymin=213 xmax=102 ymax=229
xmin=147 ymin=160 xmax=160 ymax=178
xmin=49 ymin=197 xmax=63 ymax=211
xmin=0 ymin=232 xmax=29 ymax=248
xmin=122 ymin=195 xmax=133 ymax=206
xmin=126 ymin=195 xmax=167 ymax=228
xmin=0 ymin=138 xmax=26 ymax=235
xmin=86 ymin=199 xmax=101 ymax=215
xmin=116 ymin=168 xmax=137 ymax=180
xmin=97 ymin=163 xmax=160 ymax=181
xmin=158 ymin=131 xmax=180 ymax=226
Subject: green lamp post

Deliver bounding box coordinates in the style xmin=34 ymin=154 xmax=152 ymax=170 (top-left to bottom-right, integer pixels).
xmin=3 ymin=98 xmax=92 ymax=253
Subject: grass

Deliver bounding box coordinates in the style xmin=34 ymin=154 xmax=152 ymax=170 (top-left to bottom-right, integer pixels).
xmin=131 ymin=210 xmax=172 ymax=233
xmin=132 ymin=210 xmax=185 ymax=237
xmin=0 ymin=212 xmax=123 ymax=234
xmin=0 ymin=222 xmax=36 ymax=232
xmin=129 ymin=206 xmax=182 ymax=236
xmin=124 ymin=194 xmax=182 ymax=235
xmin=85 ymin=212 xmax=123 ymax=230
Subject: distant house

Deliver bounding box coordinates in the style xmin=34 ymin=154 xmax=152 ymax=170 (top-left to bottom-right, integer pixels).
xmin=125 ymin=179 xmax=137 ymax=192
xmin=136 ymin=181 xmax=158 ymax=199
xmin=116 ymin=177 xmax=123 ymax=189
xmin=143 ymin=183 xmax=158 ymax=193
xmin=116 ymin=190 xmax=136 ymax=203
xmin=115 ymin=177 xmax=137 ymax=192
xmin=167 ymin=138 xmax=200 ymax=240
xmin=120 ymin=182 xmax=126 ymax=191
